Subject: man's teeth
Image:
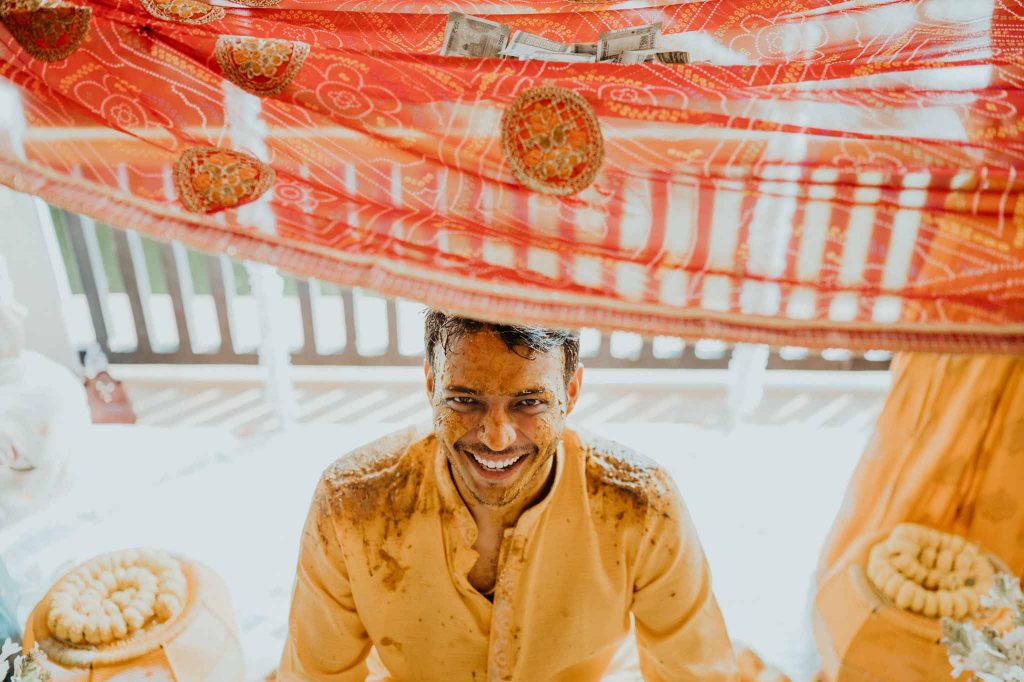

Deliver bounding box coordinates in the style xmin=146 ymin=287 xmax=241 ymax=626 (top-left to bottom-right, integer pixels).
xmin=470 ymin=452 xmax=524 ymax=471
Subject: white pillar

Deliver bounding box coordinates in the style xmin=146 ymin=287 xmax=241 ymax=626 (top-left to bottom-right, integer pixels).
xmin=0 ymin=189 xmax=79 ymax=372
xmin=223 ymin=81 xmax=299 ymax=427
xmin=725 ymin=106 xmax=810 ymax=424
xmin=725 ymin=344 xmax=770 ymax=423
xmin=0 ymin=80 xmax=78 ymax=371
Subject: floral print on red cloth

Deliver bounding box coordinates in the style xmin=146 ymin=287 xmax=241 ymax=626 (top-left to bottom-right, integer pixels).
xmin=174 ymin=147 xmax=276 ymax=214
xmin=138 ymin=0 xmax=224 ymax=25
xmin=227 ymin=0 xmax=280 ymax=6
xmin=3 ymin=0 xmax=1024 ymax=353
xmin=215 ymin=35 xmax=310 ymax=98
xmin=501 ymin=86 xmax=604 ymax=196
xmin=0 ymin=0 xmax=89 ymax=62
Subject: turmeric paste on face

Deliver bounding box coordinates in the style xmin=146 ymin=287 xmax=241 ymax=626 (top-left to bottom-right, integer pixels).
xmin=427 ymin=330 xmax=576 ymax=516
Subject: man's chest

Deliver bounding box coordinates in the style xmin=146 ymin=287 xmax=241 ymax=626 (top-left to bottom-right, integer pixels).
xmin=343 ymin=515 xmax=636 ymax=681
xmin=467 ymin=528 xmax=502 ymax=596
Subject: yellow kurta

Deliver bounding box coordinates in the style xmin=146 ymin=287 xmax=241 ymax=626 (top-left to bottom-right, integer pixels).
xmin=279 ymin=425 xmax=737 ymax=682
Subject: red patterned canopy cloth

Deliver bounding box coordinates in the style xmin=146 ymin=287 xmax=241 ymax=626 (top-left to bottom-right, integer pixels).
xmin=1 ymin=0 xmax=1023 ymax=353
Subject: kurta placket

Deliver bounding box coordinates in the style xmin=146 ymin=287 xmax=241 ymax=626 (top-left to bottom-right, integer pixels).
xmin=436 ymin=441 xmax=567 ymax=682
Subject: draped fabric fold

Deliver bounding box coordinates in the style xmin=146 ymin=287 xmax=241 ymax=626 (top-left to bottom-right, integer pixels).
xmin=2 ymin=0 xmax=1023 ymax=350
xmin=817 ymin=352 xmax=1024 ymax=583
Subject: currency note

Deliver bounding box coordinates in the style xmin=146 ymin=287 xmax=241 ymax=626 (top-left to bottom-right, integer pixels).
xmin=596 ymin=23 xmax=662 ymax=62
xmin=653 ymin=50 xmax=689 ymax=64
xmin=506 ymin=30 xmax=570 ymax=54
xmin=524 ymin=52 xmax=597 ymax=63
xmin=499 ymin=44 xmax=545 ymax=59
xmin=441 ymin=12 xmax=510 ymax=58
xmin=620 ymin=49 xmax=689 ymax=64
xmin=499 ymin=48 xmax=596 ymax=62
xmin=572 ymin=42 xmax=598 ymax=55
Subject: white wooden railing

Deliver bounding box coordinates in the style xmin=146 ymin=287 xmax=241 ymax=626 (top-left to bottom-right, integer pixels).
xmin=43 ymin=205 xmax=890 ymax=373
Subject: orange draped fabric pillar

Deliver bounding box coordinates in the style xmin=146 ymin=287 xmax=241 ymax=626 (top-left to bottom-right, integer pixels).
xmin=817 ymin=353 xmax=1024 ymax=583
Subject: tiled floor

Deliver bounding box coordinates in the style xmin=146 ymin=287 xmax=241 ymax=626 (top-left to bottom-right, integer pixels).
xmin=1 ymin=367 xmax=889 ymax=681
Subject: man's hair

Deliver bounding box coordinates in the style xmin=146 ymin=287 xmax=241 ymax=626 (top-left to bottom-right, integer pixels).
xmin=424 ymin=309 xmax=580 ymax=387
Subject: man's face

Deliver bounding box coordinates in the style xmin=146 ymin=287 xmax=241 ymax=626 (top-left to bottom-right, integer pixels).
xmin=425 ymin=330 xmax=582 ymax=509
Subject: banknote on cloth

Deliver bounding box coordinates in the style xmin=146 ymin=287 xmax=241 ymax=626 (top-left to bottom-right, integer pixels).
xmin=442 ymin=14 xmax=669 ymax=66
xmin=620 ymin=49 xmax=690 ymax=64
xmin=441 ymin=13 xmax=511 ymax=58
xmin=506 ymin=52 xmax=597 ymax=62
xmin=596 ymin=23 xmax=662 ymax=62
xmin=505 ymin=30 xmax=572 ymax=54
xmin=499 ymin=30 xmax=597 ymax=61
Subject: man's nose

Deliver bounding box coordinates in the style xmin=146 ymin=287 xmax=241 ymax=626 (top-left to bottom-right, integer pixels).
xmin=479 ymin=406 xmax=517 ymax=452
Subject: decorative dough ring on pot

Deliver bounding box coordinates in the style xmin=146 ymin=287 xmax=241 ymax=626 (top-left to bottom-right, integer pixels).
xmin=865 ymin=523 xmax=994 ymax=620
xmin=46 ymin=549 xmax=186 ymax=646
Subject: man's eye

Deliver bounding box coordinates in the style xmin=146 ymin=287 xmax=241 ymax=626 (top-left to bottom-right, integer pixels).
xmin=517 ymin=399 xmax=545 ymax=408
xmin=448 ymin=397 xmax=477 ymax=406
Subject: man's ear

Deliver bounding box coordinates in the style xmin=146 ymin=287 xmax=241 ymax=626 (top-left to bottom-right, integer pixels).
xmin=424 ymin=359 xmax=434 ymax=400
xmin=565 ymin=364 xmax=584 ymax=415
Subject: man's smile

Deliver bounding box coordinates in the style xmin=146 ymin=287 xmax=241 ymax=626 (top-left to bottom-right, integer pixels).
xmin=459 ymin=446 xmax=533 ymax=480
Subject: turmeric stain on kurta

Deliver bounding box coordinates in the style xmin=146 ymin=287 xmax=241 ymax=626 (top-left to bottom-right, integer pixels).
xmin=323 ymin=425 xmax=432 ymax=591
xmin=581 ymin=431 xmax=672 ymax=523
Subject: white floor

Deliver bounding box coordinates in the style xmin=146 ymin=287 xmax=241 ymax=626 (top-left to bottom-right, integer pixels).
xmin=0 ymin=412 xmax=870 ymax=681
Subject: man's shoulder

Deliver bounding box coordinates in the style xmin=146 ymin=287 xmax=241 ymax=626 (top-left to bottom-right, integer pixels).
xmin=321 ymin=424 xmax=433 ymax=498
xmin=573 ymin=428 xmax=675 ymax=516
xmin=317 ymin=425 xmax=434 ymax=548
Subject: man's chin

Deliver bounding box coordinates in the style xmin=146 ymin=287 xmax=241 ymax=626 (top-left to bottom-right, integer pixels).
xmin=453 ymin=447 xmax=534 ymax=505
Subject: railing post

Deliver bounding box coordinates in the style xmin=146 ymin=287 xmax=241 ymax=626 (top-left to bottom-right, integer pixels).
xmin=385 ymin=298 xmax=400 ymax=359
xmin=110 ymin=228 xmax=154 ymax=356
xmin=205 ymin=254 xmax=239 ymax=358
xmin=158 ymin=241 xmax=195 ymax=357
xmin=341 ymin=288 xmax=359 ymax=362
xmin=295 ymin=279 xmax=318 ymax=362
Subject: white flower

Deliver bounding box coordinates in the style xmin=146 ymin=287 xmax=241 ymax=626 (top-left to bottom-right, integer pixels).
xmin=943 ymin=573 xmax=1024 ymax=680
xmin=11 ymin=643 xmax=51 ymax=682
xmin=1 ymin=637 xmax=20 ymax=679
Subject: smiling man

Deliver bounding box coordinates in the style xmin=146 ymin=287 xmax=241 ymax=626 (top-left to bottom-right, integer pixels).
xmin=279 ymin=310 xmax=737 ymax=681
